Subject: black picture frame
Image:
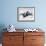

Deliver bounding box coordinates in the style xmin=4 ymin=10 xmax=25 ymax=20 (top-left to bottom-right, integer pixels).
xmin=17 ymin=7 xmax=35 ymax=22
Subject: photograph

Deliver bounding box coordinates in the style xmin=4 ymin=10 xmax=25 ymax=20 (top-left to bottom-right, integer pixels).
xmin=17 ymin=7 xmax=35 ymax=22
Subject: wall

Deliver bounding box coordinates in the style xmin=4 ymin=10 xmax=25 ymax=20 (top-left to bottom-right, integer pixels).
xmin=0 ymin=0 xmax=46 ymax=43
xmin=0 ymin=0 xmax=46 ymax=29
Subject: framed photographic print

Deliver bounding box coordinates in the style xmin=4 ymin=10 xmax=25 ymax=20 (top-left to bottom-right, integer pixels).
xmin=17 ymin=7 xmax=35 ymax=22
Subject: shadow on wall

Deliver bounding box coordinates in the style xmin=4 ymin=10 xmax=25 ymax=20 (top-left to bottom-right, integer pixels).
xmin=0 ymin=24 xmax=7 ymax=43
